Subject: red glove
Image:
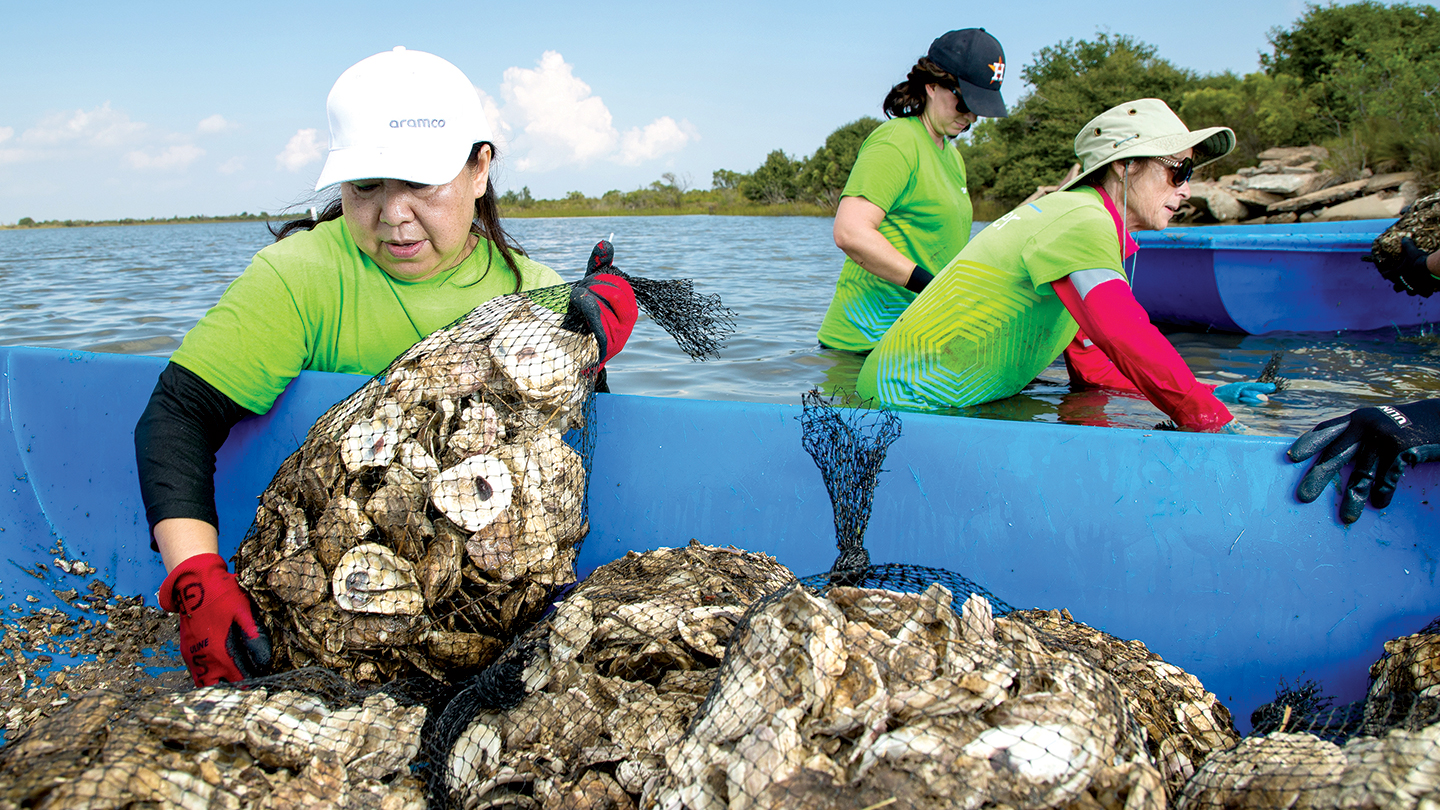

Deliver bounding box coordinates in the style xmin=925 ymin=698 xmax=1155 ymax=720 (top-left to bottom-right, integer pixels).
xmin=570 ymin=240 xmax=638 ymax=368
xmin=158 ymin=553 xmax=271 ymax=686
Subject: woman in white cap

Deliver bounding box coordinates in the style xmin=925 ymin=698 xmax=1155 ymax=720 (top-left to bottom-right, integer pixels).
xmin=133 ymin=47 xmax=637 ymax=686
xmin=857 ymin=98 xmax=1274 ymax=430
xmin=817 ymin=28 xmax=1008 ymax=353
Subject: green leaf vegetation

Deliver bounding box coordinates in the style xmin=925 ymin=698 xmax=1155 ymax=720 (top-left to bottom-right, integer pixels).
xmin=958 ymin=1 xmax=1440 ymax=214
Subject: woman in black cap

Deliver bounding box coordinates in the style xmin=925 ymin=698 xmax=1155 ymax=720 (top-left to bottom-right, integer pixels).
xmin=817 ymin=28 xmax=1008 ymax=353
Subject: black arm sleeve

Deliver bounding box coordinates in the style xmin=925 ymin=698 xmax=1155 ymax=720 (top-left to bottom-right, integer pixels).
xmin=134 ymin=362 xmax=258 ymax=550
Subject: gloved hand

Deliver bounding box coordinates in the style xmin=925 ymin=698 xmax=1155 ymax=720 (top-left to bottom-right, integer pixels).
xmin=568 ymin=240 xmax=638 ymax=369
xmin=1288 ymin=398 xmax=1440 ymax=523
xmin=158 ymin=553 xmax=271 ymax=686
xmin=1366 ymin=236 xmax=1440 ymax=297
xmin=1213 ymin=381 xmax=1276 ymax=405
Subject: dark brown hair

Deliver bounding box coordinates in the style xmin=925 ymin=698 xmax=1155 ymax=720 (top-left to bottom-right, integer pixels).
xmin=881 ymin=57 xmax=958 ymax=119
xmin=269 ymin=142 xmax=527 ymax=293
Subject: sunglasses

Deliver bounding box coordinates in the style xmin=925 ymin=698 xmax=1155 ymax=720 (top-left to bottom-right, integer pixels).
xmin=948 ymin=87 xmax=971 ymax=115
xmin=1152 ymin=155 xmax=1195 ymax=186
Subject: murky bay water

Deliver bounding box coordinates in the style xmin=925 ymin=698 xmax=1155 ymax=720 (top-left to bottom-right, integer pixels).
xmin=2 ymin=217 xmax=1436 ymax=436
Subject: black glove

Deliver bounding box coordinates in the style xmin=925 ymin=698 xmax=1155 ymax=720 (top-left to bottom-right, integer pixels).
xmin=1288 ymin=398 xmax=1440 ymax=523
xmin=904 ymin=265 xmax=934 ymax=293
xmin=1367 ymin=236 xmax=1440 ymax=297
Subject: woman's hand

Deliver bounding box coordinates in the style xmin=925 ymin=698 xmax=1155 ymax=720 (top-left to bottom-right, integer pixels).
xmin=833 ymin=197 xmax=930 ymax=289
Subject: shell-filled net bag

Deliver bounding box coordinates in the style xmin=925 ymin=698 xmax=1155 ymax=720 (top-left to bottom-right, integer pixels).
xmin=1177 ymin=616 xmax=1440 ymax=809
xmin=233 ymin=260 xmax=736 ymax=686
xmin=0 ymin=668 xmax=433 ymax=809
xmin=429 ymin=540 xmax=799 ymax=809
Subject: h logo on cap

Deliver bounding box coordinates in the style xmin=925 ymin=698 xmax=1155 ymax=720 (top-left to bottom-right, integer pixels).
xmin=989 ymin=60 xmax=1005 ymax=84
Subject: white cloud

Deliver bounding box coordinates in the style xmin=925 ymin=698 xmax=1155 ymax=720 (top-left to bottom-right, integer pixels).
xmin=197 ymin=114 xmax=236 ymax=134
xmin=502 ymin=51 xmax=617 ymax=171
xmin=126 ymin=144 xmax=205 ymax=170
xmin=21 ymin=103 xmax=146 ymax=148
xmin=0 ymin=127 xmax=12 ymax=144
xmin=617 ymin=117 xmax=697 ymax=166
xmin=217 ymin=156 xmax=245 ymax=175
xmin=492 ymin=52 xmax=698 ymax=173
xmin=277 ymin=128 xmax=323 ymax=172
xmin=477 ymin=88 xmax=511 ymax=152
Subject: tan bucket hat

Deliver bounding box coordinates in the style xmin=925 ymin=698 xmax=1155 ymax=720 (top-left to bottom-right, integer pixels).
xmin=1057 ymin=98 xmax=1235 ymax=191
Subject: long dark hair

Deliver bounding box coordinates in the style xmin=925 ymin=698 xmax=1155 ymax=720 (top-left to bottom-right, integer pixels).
xmin=269 ymin=142 xmax=527 ymax=293
xmin=881 ymin=57 xmax=958 ymax=119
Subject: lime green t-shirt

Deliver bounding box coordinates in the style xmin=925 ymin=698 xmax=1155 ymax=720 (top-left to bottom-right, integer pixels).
xmin=856 ymin=187 xmax=1125 ymax=410
xmin=171 ymin=217 xmax=564 ymax=414
xmin=816 ymin=116 xmax=973 ymax=352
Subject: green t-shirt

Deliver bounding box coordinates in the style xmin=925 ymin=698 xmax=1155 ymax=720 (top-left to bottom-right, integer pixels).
xmin=817 ymin=116 xmax=974 ymax=352
xmin=856 ymin=187 xmax=1124 ymax=410
xmin=171 ymin=217 xmax=564 ymax=414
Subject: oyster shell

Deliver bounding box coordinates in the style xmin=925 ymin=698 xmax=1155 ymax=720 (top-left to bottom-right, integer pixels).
xmin=431 ymin=454 xmax=514 ymax=533
xmin=339 ymin=401 xmax=408 ymax=472
xmin=489 ymin=301 xmax=598 ymax=406
xmin=330 ymin=543 xmax=424 ymax=615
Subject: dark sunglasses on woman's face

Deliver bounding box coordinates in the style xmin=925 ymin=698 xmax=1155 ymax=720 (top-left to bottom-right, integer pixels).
xmin=949 ymin=87 xmax=971 ymax=115
xmin=1152 ymin=155 xmax=1195 ymax=186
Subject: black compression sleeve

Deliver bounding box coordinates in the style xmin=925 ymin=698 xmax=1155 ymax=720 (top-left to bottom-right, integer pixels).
xmin=134 ymin=362 xmax=257 ymax=549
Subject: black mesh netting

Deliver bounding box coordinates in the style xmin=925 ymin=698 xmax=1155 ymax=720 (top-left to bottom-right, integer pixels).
xmin=428 ymin=540 xmax=798 ymax=808
xmin=232 ymin=259 xmax=734 ymax=685
xmin=1177 ymin=617 xmax=1440 ymax=808
xmin=0 ymin=668 xmax=438 ymax=808
xmin=1370 ymin=191 xmax=1440 ymax=267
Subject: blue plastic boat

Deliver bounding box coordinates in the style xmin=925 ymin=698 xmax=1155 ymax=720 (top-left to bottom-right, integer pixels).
xmin=1131 ymin=219 xmax=1440 ymax=334
xmin=2 ymin=345 xmax=1435 ymax=732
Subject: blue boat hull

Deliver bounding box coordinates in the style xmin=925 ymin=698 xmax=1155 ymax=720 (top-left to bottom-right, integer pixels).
xmin=2 ymin=346 xmax=1436 ymax=732
xmin=1132 ymin=220 xmax=1440 ymax=333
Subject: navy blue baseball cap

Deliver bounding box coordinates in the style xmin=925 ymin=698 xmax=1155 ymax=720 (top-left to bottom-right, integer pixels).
xmin=927 ymin=28 xmax=1008 ymax=118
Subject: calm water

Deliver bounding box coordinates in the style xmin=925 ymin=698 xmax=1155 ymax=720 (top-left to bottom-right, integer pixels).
xmin=2 ymin=217 xmax=1438 ymax=436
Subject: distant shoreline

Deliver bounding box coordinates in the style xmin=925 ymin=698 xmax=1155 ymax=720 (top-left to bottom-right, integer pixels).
xmin=1 ymin=202 xmax=831 ymax=230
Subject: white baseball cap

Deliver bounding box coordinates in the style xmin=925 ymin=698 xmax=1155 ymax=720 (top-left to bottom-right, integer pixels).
xmin=314 ymin=46 xmax=495 ymax=191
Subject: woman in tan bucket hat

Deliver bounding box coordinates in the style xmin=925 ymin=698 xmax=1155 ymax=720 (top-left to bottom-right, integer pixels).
xmin=857 ymin=98 xmax=1277 ymax=430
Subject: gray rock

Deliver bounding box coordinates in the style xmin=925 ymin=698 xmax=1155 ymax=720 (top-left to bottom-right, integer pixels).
xmin=1188 ymin=182 xmax=1247 ymax=222
xmin=1364 ymin=172 xmax=1418 ymax=193
xmin=1399 ymin=180 xmax=1423 ymax=206
xmin=1257 ymin=145 xmax=1330 ymax=164
xmin=1267 ymin=212 xmax=1299 ymax=224
xmin=1247 ymin=173 xmax=1314 ymax=195
xmin=1268 ymin=178 xmax=1369 ymax=213
xmin=1312 ymin=193 xmax=1407 ymax=222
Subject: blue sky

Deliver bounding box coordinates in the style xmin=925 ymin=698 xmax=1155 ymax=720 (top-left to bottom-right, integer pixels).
xmin=0 ymin=0 xmax=1310 ymax=223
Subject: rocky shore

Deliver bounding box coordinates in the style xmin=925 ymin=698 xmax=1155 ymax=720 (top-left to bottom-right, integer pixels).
xmin=1187 ymin=146 xmax=1419 ymax=225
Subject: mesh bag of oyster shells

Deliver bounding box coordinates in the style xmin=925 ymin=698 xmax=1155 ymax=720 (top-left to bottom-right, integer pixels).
xmin=428 ymin=541 xmax=799 ymax=810
xmin=1369 ymin=191 xmax=1440 ymax=271
xmin=0 ymin=668 xmax=431 ymax=809
xmin=1176 ymin=616 xmax=1440 ymax=808
xmin=233 ymin=261 xmax=737 ymax=685
xmin=648 ymin=580 xmax=1165 ymax=810
xmin=1009 ymin=608 xmax=1240 ymax=802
